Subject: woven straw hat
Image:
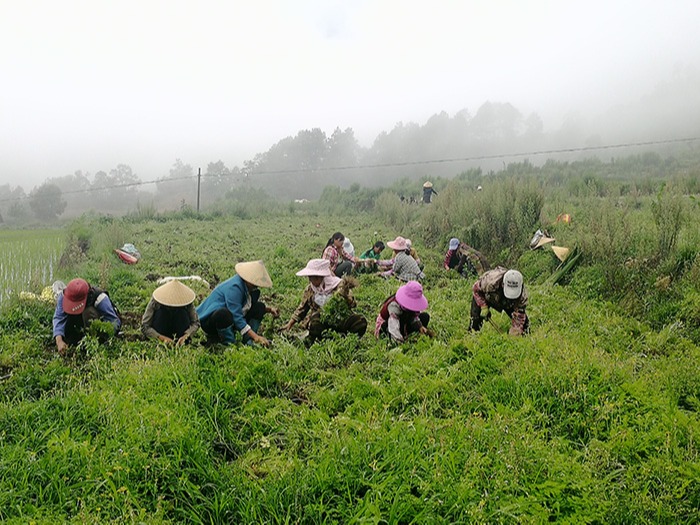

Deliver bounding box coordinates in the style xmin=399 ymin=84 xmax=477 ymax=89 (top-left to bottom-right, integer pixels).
xmin=296 ymin=258 xmax=332 ymax=277
xmin=152 ymin=280 xmax=196 ymax=307
xmin=235 ymin=260 xmax=273 ymax=288
xmin=552 ymin=245 xmax=570 ymax=262
xmin=423 ymin=181 xmax=433 ymax=188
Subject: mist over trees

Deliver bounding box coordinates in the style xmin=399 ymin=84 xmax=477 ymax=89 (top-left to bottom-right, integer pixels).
xmin=2 ymin=71 xmax=700 ymax=223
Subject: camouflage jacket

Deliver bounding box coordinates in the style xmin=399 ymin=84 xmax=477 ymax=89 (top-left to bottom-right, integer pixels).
xmin=472 ymin=266 xmax=528 ymax=334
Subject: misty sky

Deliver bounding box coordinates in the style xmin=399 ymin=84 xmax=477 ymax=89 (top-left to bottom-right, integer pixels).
xmin=2 ymin=0 xmax=699 ymax=189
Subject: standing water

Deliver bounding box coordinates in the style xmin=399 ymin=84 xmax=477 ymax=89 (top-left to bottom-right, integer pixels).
xmin=0 ymin=230 xmax=64 ymax=307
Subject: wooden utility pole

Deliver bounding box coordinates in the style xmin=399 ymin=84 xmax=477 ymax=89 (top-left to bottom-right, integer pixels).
xmin=196 ymin=168 xmax=201 ymax=213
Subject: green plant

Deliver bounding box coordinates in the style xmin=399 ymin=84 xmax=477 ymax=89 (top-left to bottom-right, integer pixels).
xmin=650 ymin=184 xmax=685 ymax=260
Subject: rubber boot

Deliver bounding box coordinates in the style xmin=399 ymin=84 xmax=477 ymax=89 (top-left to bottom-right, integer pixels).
xmin=216 ymin=326 xmax=237 ymax=345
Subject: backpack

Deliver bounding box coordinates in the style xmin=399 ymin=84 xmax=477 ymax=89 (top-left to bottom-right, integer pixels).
xmin=89 ymin=287 xmax=123 ymax=327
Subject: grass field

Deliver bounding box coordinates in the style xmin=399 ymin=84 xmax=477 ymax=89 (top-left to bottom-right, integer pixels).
xmin=1 ymin=211 xmax=699 ymax=523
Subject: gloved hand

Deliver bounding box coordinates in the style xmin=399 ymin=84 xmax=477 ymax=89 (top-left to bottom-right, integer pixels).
xmin=480 ymin=306 xmax=491 ymax=320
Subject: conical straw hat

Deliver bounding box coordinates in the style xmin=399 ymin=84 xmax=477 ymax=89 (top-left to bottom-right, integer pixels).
xmin=551 ymin=245 xmax=570 ymax=262
xmin=152 ymin=279 xmax=196 ymax=307
xmin=423 ymin=181 xmax=433 ymax=188
xmin=235 ymin=260 xmax=273 ymax=288
xmin=534 ymin=236 xmax=555 ymax=249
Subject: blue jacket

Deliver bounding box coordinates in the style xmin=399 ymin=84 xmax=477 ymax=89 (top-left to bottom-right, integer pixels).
xmin=196 ymin=274 xmax=260 ymax=335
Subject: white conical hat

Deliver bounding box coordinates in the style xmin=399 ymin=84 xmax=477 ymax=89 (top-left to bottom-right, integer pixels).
xmin=551 ymin=245 xmax=570 ymax=262
xmin=152 ymin=279 xmax=196 ymax=307
xmin=235 ymin=260 xmax=273 ymax=288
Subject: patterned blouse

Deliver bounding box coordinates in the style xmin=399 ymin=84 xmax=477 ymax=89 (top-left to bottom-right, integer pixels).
xmin=322 ymin=245 xmax=354 ymax=272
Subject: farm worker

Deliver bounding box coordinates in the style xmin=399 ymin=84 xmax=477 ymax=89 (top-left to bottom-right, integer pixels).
xmin=359 ymin=241 xmax=385 ymax=261
xmin=470 ymin=267 xmax=529 ymax=336
xmin=53 ymin=278 xmax=122 ymax=355
xmin=378 ymin=236 xmax=423 ymax=282
xmin=279 ymin=259 xmax=367 ymax=345
xmin=375 ymin=281 xmax=433 ymax=342
xmin=357 ymin=240 xmax=385 ymax=272
xmin=322 ymin=232 xmax=359 ymax=277
xmin=342 ymin=237 xmax=355 ymax=258
xmin=405 ymin=239 xmax=423 ymax=268
xmin=443 ymin=238 xmax=490 ymax=276
xmin=141 ymin=280 xmax=200 ymax=345
xmin=422 ymin=181 xmax=438 ymax=204
xmin=196 ymin=260 xmax=279 ymax=347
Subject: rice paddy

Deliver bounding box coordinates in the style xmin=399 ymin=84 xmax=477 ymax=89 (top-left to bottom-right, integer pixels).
xmin=0 ymin=229 xmax=64 ymax=305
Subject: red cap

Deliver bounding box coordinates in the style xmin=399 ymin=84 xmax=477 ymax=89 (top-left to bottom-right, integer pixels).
xmin=63 ymin=278 xmax=89 ymax=314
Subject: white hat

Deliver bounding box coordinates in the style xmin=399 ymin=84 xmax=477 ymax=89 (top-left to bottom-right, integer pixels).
xmin=448 ymin=238 xmax=459 ymax=250
xmin=503 ymin=270 xmax=523 ymax=299
xmin=152 ymin=280 xmax=196 ymax=307
xmin=235 ymin=260 xmax=273 ymax=288
xmin=343 ymin=237 xmax=355 ymax=256
xmin=423 ymin=181 xmax=433 ymax=188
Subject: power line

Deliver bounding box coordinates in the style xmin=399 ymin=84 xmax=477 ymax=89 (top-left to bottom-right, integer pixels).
xmin=230 ymin=136 xmax=700 ymax=176
xmin=2 ymin=136 xmax=699 ymax=205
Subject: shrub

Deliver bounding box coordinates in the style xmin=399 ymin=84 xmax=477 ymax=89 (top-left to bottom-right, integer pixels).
xmin=650 ymin=184 xmax=685 ymax=260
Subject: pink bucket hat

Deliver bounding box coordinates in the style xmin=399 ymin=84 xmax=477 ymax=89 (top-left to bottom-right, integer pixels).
xmin=387 ymin=236 xmax=408 ymax=251
xmin=395 ymin=281 xmax=428 ymax=312
xmin=296 ymin=258 xmax=333 ymax=277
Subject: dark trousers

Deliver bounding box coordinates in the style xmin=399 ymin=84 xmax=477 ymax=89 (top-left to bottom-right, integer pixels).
xmin=469 ymin=297 xmax=529 ymax=332
xmin=151 ymin=306 xmax=191 ymax=340
xmin=307 ymin=312 xmax=367 ymax=344
xmin=379 ymin=312 xmax=430 ymax=338
xmin=201 ymin=301 xmax=266 ymax=341
xmin=334 ymin=260 xmax=353 ymax=277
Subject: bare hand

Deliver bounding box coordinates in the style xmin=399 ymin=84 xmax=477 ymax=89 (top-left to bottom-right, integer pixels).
xmin=56 ymin=338 xmax=68 ymax=356
xmin=267 ymin=306 xmax=280 ymax=319
xmin=176 ymin=335 xmax=188 ymax=347
xmin=256 ymin=335 xmax=271 ymax=347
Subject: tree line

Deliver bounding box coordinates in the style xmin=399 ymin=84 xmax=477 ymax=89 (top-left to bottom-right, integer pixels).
xmin=3 ymin=76 xmax=700 ymax=224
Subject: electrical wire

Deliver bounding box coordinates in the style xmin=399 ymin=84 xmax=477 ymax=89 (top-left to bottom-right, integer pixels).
xmin=2 ymin=136 xmax=699 ymax=205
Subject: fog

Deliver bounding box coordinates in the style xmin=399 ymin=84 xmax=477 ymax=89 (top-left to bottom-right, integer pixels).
xmin=2 ymin=0 xmax=700 ymax=193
